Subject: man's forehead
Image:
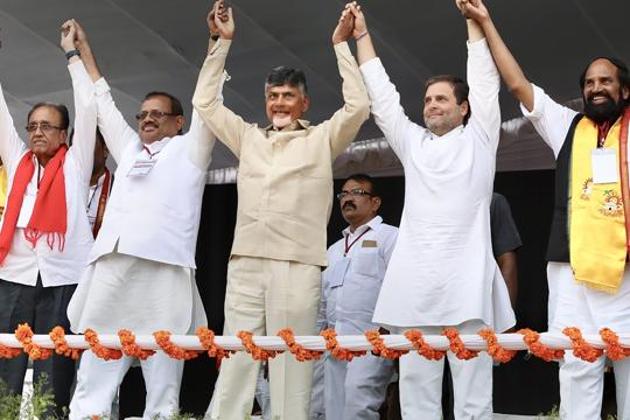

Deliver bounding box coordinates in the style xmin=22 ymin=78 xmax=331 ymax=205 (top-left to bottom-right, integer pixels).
xmin=266 ymin=84 xmax=302 ymax=94
xmin=342 ymin=179 xmax=367 ymax=190
xmin=29 ymin=106 xmax=61 ymax=123
xmin=425 ymin=81 xmax=455 ymax=98
xmin=141 ymin=96 xmax=171 ymax=110
xmin=585 ymin=59 xmax=619 ymax=79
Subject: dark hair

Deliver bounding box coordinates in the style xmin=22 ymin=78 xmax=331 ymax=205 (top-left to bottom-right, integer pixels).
xmin=425 ymin=75 xmax=471 ymax=125
xmin=143 ymin=91 xmax=184 ymax=117
xmin=579 ymin=57 xmax=630 ymax=101
xmin=27 ymin=103 xmax=70 ymax=129
xmin=265 ymin=66 xmax=308 ymax=95
xmin=343 ymin=173 xmax=378 ymax=197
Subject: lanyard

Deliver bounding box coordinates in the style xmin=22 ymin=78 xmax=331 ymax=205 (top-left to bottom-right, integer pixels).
xmin=344 ymin=227 xmax=371 ymax=256
xmin=143 ymin=146 xmax=162 ymax=159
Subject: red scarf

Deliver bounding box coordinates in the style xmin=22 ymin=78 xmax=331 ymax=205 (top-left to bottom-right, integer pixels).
xmin=0 ymin=145 xmax=68 ymax=264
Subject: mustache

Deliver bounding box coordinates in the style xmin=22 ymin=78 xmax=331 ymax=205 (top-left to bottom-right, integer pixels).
xmin=342 ymin=201 xmax=356 ymax=210
xmin=587 ymin=91 xmax=613 ymax=104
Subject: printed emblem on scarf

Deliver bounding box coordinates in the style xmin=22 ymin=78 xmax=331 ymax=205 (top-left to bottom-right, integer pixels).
xmin=600 ymin=190 xmax=623 ymax=217
xmin=580 ymin=178 xmax=593 ymax=200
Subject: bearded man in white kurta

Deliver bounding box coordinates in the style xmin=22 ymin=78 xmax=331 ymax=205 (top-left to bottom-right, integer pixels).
xmin=346 ymin=3 xmax=515 ymax=419
xmin=460 ymin=0 xmax=630 ymax=418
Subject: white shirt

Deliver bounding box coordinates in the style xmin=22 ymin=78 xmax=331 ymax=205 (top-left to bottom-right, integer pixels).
xmin=80 ymin=70 xmax=217 ymax=267
xmin=360 ymin=39 xmax=515 ymax=331
xmin=0 ymin=61 xmax=96 ymax=287
xmin=319 ymin=216 xmax=398 ymax=335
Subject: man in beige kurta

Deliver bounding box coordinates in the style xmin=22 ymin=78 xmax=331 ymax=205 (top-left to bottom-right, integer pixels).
xmin=192 ymin=3 xmax=370 ymax=419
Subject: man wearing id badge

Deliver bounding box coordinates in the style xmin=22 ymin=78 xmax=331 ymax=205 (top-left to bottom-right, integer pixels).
xmin=311 ymin=174 xmax=397 ymax=420
xmin=462 ymin=0 xmax=630 ymax=418
xmin=62 ymin=5 xmax=226 ymax=418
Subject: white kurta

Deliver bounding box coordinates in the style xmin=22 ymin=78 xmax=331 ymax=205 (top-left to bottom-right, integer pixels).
xmin=522 ymin=85 xmax=630 ymax=333
xmin=360 ymin=39 xmax=514 ymax=332
xmin=67 ymin=62 xmax=216 ymax=335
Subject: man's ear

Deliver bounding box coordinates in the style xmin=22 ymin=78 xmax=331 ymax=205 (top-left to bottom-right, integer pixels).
xmin=175 ymin=115 xmax=185 ymax=131
xmin=622 ymin=86 xmax=630 ymax=101
xmin=459 ymin=100 xmax=470 ymax=118
xmin=302 ymin=96 xmax=311 ymax=114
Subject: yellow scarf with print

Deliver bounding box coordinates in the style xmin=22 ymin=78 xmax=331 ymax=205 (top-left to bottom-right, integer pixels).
xmin=570 ymin=111 xmax=630 ymax=293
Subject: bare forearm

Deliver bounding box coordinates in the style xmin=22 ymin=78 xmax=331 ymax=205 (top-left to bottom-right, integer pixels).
xmin=478 ymin=17 xmax=533 ymax=111
xmin=356 ymin=33 xmax=377 ymax=66
xmin=497 ymin=252 xmax=518 ymax=308
xmin=78 ymin=46 xmax=102 ymax=83
xmin=466 ymin=18 xmax=483 ymax=42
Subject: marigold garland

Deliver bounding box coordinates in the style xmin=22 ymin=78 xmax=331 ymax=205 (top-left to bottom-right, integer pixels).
xmin=15 ymin=324 xmax=53 ymax=360
xmin=118 ymin=329 xmax=155 ymax=360
xmin=84 ymin=329 xmax=122 ymax=361
xmin=443 ymin=328 xmax=479 ymax=360
xmin=277 ymin=328 xmax=322 ymax=361
xmin=478 ymin=328 xmax=517 ymax=363
xmin=0 ymin=342 xmax=22 ymax=359
xmin=237 ymin=331 xmax=279 ymax=361
xmin=320 ymin=328 xmax=366 ymax=361
xmin=517 ymin=328 xmax=564 ymax=362
xmin=196 ymin=327 xmax=232 ymax=360
xmin=49 ymin=326 xmax=82 ymax=360
xmin=365 ymin=330 xmax=408 ymax=360
xmin=562 ymin=327 xmax=603 ymax=362
xmin=404 ymin=329 xmax=445 ymax=361
xmin=600 ymin=328 xmax=630 ymax=361
xmin=153 ymin=330 xmax=199 ymax=360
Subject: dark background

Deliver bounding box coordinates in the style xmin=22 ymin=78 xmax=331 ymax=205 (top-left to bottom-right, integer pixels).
xmin=120 ymin=169 xmax=562 ymax=417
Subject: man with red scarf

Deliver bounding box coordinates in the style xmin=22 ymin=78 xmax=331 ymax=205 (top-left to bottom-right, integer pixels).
xmin=461 ymin=0 xmax=630 ymax=418
xmin=0 ymin=25 xmax=97 ymax=415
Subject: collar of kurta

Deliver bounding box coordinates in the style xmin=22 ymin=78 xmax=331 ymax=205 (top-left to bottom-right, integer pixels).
xmin=264 ymin=119 xmax=310 ymax=133
xmin=343 ymin=215 xmax=383 ymax=238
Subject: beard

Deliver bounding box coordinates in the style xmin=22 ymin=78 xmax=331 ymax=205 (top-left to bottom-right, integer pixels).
xmin=583 ymin=93 xmax=625 ymax=124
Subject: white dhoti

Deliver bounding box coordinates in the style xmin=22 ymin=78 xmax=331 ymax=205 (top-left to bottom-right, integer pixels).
xmin=67 ymin=251 xmax=207 ymax=419
xmin=548 ymin=262 xmax=630 ymax=420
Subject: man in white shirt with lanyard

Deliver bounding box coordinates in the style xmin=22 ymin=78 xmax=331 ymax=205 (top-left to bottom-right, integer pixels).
xmin=345 ymin=2 xmax=515 ymax=418
xmin=63 ymin=11 xmax=222 ymax=418
xmin=461 ymin=0 xmax=630 ymax=418
xmin=0 ymin=25 xmax=96 ymax=416
xmin=313 ymin=173 xmax=397 ymax=420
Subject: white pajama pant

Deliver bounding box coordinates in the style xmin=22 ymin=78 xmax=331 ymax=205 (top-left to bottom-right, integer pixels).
xmin=393 ymin=320 xmax=492 ymax=420
xmin=69 ymin=350 xmax=184 ymax=419
xmin=548 ymin=262 xmax=630 ymax=420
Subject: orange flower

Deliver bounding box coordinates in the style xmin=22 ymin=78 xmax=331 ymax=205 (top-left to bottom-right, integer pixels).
xmin=517 ymin=328 xmax=564 ymax=362
xmin=478 ymin=328 xmax=517 ymax=363
xmin=84 ymin=329 xmax=122 ymax=361
xmin=153 ymin=331 xmax=199 ymax=360
xmin=600 ymin=328 xmax=630 ymax=361
xmin=49 ymin=326 xmax=82 ymax=360
xmin=0 ymin=342 xmax=21 ymax=359
xmin=364 ymin=330 xmax=408 ymax=360
xmin=118 ymin=330 xmax=155 ymax=360
xmin=14 ymin=323 xmax=53 ymax=360
xmin=320 ymin=329 xmax=366 ymax=361
xmin=196 ymin=327 xmax=232 ymax=361
xmin=563 ymin=327 xmax=603 ymax=363
xmin=237 ymin=331 xmax=279 ymax=362
xmin=443 ymin=328 xmax=479 ymax=360
xmin=404 ymin=329 xmax=445 ymax=361
xmin=277 ymin=328 xmax=322 ymax=362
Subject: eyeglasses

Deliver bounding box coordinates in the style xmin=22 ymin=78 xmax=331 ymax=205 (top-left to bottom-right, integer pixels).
xmin=336 ymin=188 xmax=374 ymax=200
xmin=25 ymin=122 xmax=64 ymax=133
xmin=135 ymin=110 xmax=178 ymax=121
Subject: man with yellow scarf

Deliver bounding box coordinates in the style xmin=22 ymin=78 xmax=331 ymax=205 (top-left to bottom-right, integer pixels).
xmin=460 ymin=0 xmax=630 ymax=418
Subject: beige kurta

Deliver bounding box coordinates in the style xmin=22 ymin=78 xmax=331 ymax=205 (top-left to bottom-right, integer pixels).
xmin=192 ymin=39 xmax=370 ymax=267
